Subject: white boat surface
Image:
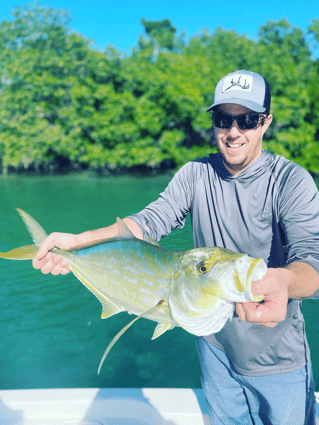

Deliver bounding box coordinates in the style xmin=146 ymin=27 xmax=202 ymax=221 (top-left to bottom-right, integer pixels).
xmin=0 ymin=388 xmax=318 ymax=424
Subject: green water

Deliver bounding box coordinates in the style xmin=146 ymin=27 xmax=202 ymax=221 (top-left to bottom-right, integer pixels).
xmin=0 ymin=172 xmax=318 ymax=390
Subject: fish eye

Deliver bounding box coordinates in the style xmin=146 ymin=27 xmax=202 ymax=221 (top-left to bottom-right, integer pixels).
xmin=198 ymin=262 xmax=210 ymax=274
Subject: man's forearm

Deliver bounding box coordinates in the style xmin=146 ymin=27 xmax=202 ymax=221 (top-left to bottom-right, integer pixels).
xmin=76 ymin=218 xmax=145 ymax=246
xmin=285 ymin=261 xmax=319 ymax=299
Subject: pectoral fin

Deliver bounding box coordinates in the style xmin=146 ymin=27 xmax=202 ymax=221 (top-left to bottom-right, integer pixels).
xmin=151 ymin=323 xmax=175 ymax=340
xmin=70 ymin=266 xmax=123 ymax=318
xmin=0 ymin=244 xmax=38 ymax=260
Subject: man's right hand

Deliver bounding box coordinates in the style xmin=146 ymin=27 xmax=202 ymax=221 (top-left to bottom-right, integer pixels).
xmin=32 ymin=232 xmax=81 ymax=275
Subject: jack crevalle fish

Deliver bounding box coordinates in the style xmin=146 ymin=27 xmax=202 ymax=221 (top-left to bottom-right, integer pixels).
xmin=0 ymin=209 xmax=267 ymax=372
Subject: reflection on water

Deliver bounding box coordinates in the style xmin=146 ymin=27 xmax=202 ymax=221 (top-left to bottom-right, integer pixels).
xmin=0 ymin=172 xmax=318 ymax=391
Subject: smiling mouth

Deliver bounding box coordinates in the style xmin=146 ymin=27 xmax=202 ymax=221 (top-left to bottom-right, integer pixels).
xmin=226 ymin=143 xmax=245 ymax=148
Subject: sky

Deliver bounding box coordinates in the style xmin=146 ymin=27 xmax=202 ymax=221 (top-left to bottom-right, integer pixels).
xmin=1 ymin=0 xmax=318 ymax=55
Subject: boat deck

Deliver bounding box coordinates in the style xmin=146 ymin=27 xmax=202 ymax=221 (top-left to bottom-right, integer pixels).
xmin=0 ymin=388 xmax=318 ymax=424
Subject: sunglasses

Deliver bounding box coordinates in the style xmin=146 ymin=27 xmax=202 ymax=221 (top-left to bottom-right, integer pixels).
xmin=212 ymin=110 xmax=267 ymax=130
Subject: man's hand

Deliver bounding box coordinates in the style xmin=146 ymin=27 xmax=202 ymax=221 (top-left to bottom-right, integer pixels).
xmin=236 ymin=261 xmax=319 ymax=327
xmin=236 ymin=268 xmax=291 ymax=327
xmin=33 ymin=233 xmax=80 ymax=275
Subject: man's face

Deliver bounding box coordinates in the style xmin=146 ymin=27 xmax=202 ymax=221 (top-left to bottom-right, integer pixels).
xmin=214 ymin=103 xmax=273 ymax=177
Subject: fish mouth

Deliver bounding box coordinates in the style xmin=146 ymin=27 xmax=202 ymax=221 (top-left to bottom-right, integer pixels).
xmin=247 ymin=257 xmax=266 ymax=302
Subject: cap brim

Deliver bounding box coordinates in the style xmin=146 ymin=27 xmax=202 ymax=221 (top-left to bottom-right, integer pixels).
xmin=206 ymin=99 xmax=266 ymax=113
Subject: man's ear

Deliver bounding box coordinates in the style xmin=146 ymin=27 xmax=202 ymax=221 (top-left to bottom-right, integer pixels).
xmin=262 ymin=114 xmax=273 ymax=136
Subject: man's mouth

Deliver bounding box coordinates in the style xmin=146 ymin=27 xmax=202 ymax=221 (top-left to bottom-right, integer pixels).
xmin=226 ymin=143 xmax=244 ymax=148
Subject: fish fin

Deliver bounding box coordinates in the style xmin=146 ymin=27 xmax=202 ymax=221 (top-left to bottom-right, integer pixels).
xmin=0 ymin=244 xmax=38 ymax=260
xmin=70 ymin=265 xmax=123 ymax=317
xmin=143 ymin=233 xmax=161 ymax=247
xmin=116 ymin=217 xmax=135 ymax=239
xmin=151 ymin=323 xmax=175 ymax=340
xmin=98 ymin=300 xmax=165 ymax=374
xmin=101 ymin=302 xmax=122 ymax=319
xmin=116 ymin=217 xmax=161 ymax=246
xmin=16 ymin=209 xmax=48 ymax=247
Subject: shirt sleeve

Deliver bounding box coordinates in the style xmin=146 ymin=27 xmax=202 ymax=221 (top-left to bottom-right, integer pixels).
xmin=278 ymin=162 xmax=319 ymax=299
xmin=128 ymin=161 xmax=199 ymax=242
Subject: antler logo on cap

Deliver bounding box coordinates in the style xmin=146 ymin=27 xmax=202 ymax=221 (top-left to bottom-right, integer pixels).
xmin=223 ymin=75 xmax=253 ymax=93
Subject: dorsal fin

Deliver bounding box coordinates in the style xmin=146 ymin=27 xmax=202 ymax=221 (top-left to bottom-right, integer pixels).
xmin=116 ymin=217 xmax=160 ymax=246
xmin=116 ymin=217 xmax=135 ymax=239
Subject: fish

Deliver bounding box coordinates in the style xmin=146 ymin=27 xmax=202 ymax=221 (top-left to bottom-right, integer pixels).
xmin=0 ymin=209 xmax=267 ymax=373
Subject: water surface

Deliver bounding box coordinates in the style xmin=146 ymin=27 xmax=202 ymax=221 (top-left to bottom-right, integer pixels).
xmin=0 ymin=172 xmax=318 ymax=390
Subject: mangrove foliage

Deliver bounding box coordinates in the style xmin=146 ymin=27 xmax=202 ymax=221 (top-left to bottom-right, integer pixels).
xmin=1 ymin=3 xmax=319 ymax=174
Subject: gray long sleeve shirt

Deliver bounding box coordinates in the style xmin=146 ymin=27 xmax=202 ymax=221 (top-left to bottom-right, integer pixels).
xmin=129 ymin=150 xmax=319 ymax=376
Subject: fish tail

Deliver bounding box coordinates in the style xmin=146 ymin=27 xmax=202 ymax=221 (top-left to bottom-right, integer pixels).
xmin=0 ymin=210 xmax=48 ymax=260
xmin=16 ymin=209 xmax=48 ymax=247
xmin=0 ymin=244 xmax=39 ymax=260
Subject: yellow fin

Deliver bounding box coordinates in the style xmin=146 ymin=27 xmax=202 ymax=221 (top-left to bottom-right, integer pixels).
xmin=70 ymin=265 xmax=123 ymax=318
xmin=0 ymin=244 xmax=38 ymax=260
xmin=151 ymin=323 xmax=175 ymax=340
xmin=101 ymin=302 xmax=122 ymax=319
xmin=98 ymin=300 xmax=165 ymax=374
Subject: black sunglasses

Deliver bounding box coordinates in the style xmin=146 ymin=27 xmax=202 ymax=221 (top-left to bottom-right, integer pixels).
xmin=212 ymin=110 xmax=267 ymax=130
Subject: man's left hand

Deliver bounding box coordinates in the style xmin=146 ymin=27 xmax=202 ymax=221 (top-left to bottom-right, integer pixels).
xmin=236 ymin=268 xmax=290 ymax=327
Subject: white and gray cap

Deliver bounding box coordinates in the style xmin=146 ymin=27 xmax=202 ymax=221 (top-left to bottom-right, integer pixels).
xmin=207 ymin=70 xmax=271 ymax=114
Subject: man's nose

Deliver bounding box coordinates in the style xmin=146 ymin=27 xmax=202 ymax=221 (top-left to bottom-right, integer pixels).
xmin=227 ymin=120 xmax=242 ymax=138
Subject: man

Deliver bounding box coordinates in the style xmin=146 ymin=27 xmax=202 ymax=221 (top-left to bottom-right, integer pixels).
xmin=33 ymin=70 xmax=319 ymax=424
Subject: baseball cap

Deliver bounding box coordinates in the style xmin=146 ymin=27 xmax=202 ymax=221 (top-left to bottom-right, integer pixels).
xmin=207 ymin=70 xmax=271 ymax=114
